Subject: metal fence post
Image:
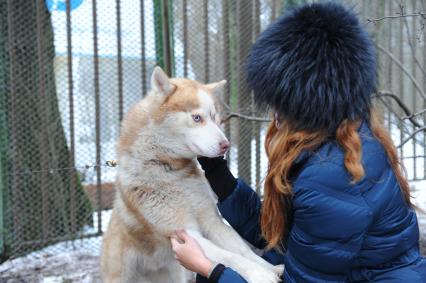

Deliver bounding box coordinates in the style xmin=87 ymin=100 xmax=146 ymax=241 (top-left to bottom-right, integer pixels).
xmin=0 ymin=138 xmax=5 ymax=258
xmin=154 ymin=0 xmax=173 ymax=77
xmin=161 ymin=0 xmax=173 ymax=76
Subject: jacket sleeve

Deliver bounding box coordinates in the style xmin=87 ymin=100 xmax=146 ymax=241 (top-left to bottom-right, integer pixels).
xmin=283 ymin=169 xmax=374 ymax=282
xmin=196 ymin=267 xmax=247 ymax=283
xmin=217 ymin=268 xmax=248 ymax=283
xmin=217 ymin=179 xmax=266 ymax=249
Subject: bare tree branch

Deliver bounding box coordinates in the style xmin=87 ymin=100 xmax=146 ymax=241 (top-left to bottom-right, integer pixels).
xmin=402 ymin=108 xmax=426 ymax=120
xmin=221 ymin=112 xmax=271 ymax=124
xmin=373 ymin=91 xmax=423 ymax=128
xmin=218 ymin=93 xmax=271 ymax=123
xmin=367 ymin=12 xmax=426 ymax=24
xmin=375 ymin=95 xmax=425 ymax=147
xmin=398 ymin=126 xmax=426 ymax=148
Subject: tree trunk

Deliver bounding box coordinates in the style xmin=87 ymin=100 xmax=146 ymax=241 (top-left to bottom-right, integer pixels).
xmin=0 ymin=0 xmax=92 ymax=260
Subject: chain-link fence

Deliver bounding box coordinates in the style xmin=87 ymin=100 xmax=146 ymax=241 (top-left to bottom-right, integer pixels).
xmin=0 ymin=0 xmax=159 ymax=261
xmin=0 ymin=0 xmax=425 ymax=267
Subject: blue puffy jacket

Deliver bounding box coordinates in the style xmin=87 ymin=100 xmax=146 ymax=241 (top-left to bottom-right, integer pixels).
xmin=210 ymin=124 xmax=426 ymax=282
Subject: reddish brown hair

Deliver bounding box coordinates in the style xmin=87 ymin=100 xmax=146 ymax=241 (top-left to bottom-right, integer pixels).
xmin=261 ymin=110 xmax=412 ymax=250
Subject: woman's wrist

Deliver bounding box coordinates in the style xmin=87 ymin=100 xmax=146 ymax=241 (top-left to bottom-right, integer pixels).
xmin=197 ymin=258 xmax=214 ymax=278
xmin=197 ymin=156 xmax=237 ymax=201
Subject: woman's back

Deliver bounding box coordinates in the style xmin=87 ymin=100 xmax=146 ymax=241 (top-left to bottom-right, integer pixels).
xmin=285 ymin=123 xmax=425 ymax=282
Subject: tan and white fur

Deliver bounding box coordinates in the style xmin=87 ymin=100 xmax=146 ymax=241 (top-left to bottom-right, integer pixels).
xmin=100 ymin=67 xmax=283 ymax=283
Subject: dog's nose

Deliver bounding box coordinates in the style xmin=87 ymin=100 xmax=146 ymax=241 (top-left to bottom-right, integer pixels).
xmin=219 ymin=140 xmax=230 ymax=153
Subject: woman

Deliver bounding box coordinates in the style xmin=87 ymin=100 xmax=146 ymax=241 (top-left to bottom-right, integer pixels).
xmin=170 ymin=2 xmax=426 ymax=282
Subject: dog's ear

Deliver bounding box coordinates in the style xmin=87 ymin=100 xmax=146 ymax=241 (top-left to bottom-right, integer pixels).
xmin=205 ymin=80 xmax=226 ymax=97
xmin=151 ymin=66 xmax=176 ymax=95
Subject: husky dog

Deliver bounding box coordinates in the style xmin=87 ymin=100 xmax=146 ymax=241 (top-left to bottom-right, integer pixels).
xmin=100 ymin=67 xmax=283 ymax=283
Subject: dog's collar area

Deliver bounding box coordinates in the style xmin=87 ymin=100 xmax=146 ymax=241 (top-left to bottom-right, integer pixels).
xmin=145 ymin=159 xmax=174 ymax=172
xmin=145 ymin=157 xmax=194 ymax=172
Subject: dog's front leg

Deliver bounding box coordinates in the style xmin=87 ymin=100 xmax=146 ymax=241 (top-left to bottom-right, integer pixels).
xmin=185 ymin=230 xmax=280 ymax=283
xmin=199 ymin=209 xmax=283 ymax=277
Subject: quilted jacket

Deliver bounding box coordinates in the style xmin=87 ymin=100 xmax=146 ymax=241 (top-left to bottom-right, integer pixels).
xmin=210 ymin=123 xmax=426 ymax=282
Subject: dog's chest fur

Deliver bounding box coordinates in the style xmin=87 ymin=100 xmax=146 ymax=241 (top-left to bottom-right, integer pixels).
xmin=115 ymin=152 xmax=218 ymax=240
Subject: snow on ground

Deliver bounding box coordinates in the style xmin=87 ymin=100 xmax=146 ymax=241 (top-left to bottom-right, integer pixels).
xmin=0 ymin=251 xmax=100 ymax=283
xmin=0 ymin=211 xmax=111 ymax=283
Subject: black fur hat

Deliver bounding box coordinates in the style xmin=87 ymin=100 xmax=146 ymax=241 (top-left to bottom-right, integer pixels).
xmin=246 ymin=2 xmax=377 ymax=134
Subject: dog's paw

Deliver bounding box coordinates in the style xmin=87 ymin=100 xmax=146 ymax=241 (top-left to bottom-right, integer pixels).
xmin=272 ymin=264 xmax=285 ymax=278
xmin=241 ymin=266 xmax=281 ymax=283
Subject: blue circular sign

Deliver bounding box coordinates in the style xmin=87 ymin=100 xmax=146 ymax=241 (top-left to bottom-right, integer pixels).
xmin=45 ymin=0 xmax=84 ymax=11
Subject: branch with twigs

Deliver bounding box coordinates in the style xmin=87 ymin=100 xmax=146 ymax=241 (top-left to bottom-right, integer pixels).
xmin=367 ymin=3 xmax=426 ymax=24
xmin=399 ymin=126 xmax=426 ymax=148
xmin=367 ymin=12 xmax=426 ymax=24
xmin=221 ymin=112 xmax=271 ymax=124
xmin=373 ymin=91 xmax=423 ymax=128
xmin=374 ymin=92 xmax=425 ymax=148
xmin=367 ymin=4 xmax=426 ymax=46
xmin=403 ymin=109 xmax=426 ymax=121
xmin=217 ymin=93 xmax=272 ymax=123
xmin=375 ymin=95 xmax=419 ymax=146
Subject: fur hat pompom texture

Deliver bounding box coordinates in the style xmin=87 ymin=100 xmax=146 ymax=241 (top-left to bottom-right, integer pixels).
xmin=246 ymin=1 xmax=377 ymax=134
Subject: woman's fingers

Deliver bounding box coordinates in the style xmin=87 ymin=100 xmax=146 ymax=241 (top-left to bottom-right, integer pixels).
xmin=169 ymin=230 xmax=213 ymax=276
xmin=175 ymin=229 xmax=191 ymax=242
xmin=170 ymin=237 xmax=181 ymax=251
xmin=171 ymin=237 xmax=185 ymax=266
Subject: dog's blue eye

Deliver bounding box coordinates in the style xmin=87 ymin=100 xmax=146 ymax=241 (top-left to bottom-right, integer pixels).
xmin=192 ymin=114 xmax=202 ymax=123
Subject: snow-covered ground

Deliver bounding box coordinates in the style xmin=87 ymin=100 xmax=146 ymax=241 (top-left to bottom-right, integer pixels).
xmin=0 ymin=251 xmax=100 ymax=283
xmin=0 ymin=210 xmax=111 ymax=283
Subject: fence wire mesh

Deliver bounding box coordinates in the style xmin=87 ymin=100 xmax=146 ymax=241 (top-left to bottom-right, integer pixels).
xmin=0 ymin=0 xmax=425 ymax=270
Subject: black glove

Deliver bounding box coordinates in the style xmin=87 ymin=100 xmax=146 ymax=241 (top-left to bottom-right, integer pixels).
xmin=195 ymin=263 xmax=226 ymax=283
xmin=197 ymin=156 xmax=237 ymax=202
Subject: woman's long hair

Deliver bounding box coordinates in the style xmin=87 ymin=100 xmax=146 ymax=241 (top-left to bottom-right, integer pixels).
xmin=261 ymin=110 xmax=412 ymax=250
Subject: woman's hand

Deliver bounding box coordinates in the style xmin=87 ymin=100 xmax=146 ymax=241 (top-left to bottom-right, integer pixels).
xmin=197 ymin=156 xmax=237 ymax=202
xmin=170 ymin=229 xmax=214 ymax=277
